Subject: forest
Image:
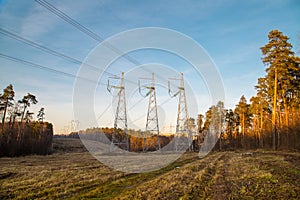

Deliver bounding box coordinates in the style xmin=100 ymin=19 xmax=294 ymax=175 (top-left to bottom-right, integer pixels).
xmin=197 ymin=30 xmax=300 ymax=151
xmin=0 ymin=85 xmax=53 ymax=156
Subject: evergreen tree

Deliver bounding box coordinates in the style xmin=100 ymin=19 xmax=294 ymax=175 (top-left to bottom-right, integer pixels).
xmin=225 ymin=109 xmax=235 ymax=148
xmin=37 ymin=107 xmax=45 ymax=122
xmin=234 ymin=95 xmax=251 ymax=148
xmin=19 ymin=93 xmax=38 ymax=122
xmin=260 ymin=30 xmax=299 ymax=149
xmin=0 ymin=84 xmax=15 ymax=132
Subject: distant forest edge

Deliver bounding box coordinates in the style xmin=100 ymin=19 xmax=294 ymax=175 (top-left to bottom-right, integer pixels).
xmin=0 ymin=84 xmax=53 ymax=157
xmin=55 ymin=128 xmax=174 ymax=152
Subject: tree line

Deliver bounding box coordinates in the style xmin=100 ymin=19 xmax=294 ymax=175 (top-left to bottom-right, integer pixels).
xmin=197 ymin=30 xmax=300 ymax=151
xmin=74 ymin=127 xmax=172 ymax=152
xmin=0 ymin=84 xmax=53 ymax=156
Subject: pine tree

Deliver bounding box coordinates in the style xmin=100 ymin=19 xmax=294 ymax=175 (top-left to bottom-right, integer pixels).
xmin=19 ymin=93 xmax=38 ymax=122
xmin=225 ymin=109 xmax=235 ymax=148
xmin=260 ymin=30 xmax=298 ymax=149
xmin=37 ymin=107 xmax=45 ymax=122
xmin=235 ymin=95 xmax=251 ymax=148
xmin=0 ymin=84 xmax=15 ymax=133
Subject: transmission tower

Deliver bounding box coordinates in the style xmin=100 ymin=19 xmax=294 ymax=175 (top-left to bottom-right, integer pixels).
xmin=139 ymin=73 xmax=161 ymax=152
xmin=169 ymin=73 xmax=192 ymax=151
xmin=70 ymin=120 xmax=79 ymax=132
xmin=107 ymin=72 xmax=129 ymax=151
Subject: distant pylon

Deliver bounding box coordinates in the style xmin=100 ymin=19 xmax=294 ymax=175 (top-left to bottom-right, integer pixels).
xmin=70 ymin=120 xmax=79 ymax=132
xmin=169 ymin=73 xmax=192 ymax=151
xmin=139 ymin=73 xmax=161 ymax=152
xmin=107 ymin=72 xmax=129 ymax=151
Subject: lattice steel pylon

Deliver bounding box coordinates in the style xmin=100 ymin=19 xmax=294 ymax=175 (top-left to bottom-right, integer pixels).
xmin=107 ymin=72 xmax=129 ymax=152
xmin=70 ymin=120 xmax=79 ymax=133
xmin=169 ymin=73 xmax=193 ymax=151
xmin=139 ymin=73 xmax=161 ymax=152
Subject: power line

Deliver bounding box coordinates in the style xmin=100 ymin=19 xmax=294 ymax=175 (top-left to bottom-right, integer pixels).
xmin=0 ymin=50 xmax=116 ymax=127
xmin=2 ymin=0 xmax=180 ymax=130
xmin=130 ymin=96 xmax=173 ymax=124
xmin=0 ymin=52 xmax=151 ymax=128
xmin=34 ymin=0 xmax=140 ymax=66
xmin=0 ymin=27 xmax=115 ymax=78
xmin=0 ymin=52 xmax=116 ymax=127
xmin=0 ymin=27 xmax=144 ymax=87
xmin=34 ymin=0 xmax=178 ymax=88
xmin=103 ymin=83 xmax=174 ymax=127
xmin=101 ymin=94 xmax=173 ymax=127
xmin=0 ymin=52 xmax=104 ymax=85
xmin=34 ymin=0 xmax=183 ymax=127
xmin=0 ymin=52 xmax=175 ymax=132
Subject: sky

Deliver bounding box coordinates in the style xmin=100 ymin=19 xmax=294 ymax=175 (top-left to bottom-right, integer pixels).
xmin=0 ymin=0 xmax=299 ymax=134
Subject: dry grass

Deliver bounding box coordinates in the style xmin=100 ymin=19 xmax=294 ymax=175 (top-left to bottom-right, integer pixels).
xmin=0 ymin=152 xmax=124 ymax=199
xmin=0 ymin=139 xmax=299 ymax=199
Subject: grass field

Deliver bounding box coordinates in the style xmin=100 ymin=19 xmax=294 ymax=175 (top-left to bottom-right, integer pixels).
xmin=0 ymin=138 xmax=299 ymax=199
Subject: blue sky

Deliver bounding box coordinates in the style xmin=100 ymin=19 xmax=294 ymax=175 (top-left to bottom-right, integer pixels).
xmin=0 ymin=0 xmax=299 ymax=134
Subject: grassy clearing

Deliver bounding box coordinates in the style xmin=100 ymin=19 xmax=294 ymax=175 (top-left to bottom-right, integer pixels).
xmin=0 ymin=138 xmax=299 ymax=199
xmin=0 ymin=152 xmax=124 ymax=199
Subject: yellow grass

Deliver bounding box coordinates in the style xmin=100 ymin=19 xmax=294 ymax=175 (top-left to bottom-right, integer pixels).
xmin=0 ymin=138 xmax=299 ymax=199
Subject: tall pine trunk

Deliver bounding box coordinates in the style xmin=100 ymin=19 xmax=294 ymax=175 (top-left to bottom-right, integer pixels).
xmin=272 ymin=68 xmax=278 ymax=150
xmin=260 ymin=105 xmax=264 ymax=148
xmin=1 ymin=99 xmax=8 ymax=133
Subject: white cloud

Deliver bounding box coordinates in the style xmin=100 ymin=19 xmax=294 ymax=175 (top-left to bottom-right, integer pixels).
xmin=20 ymin=4 xmax=59 ymax=38
xmin=20 ymin=0 xmax=102 ymax=38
